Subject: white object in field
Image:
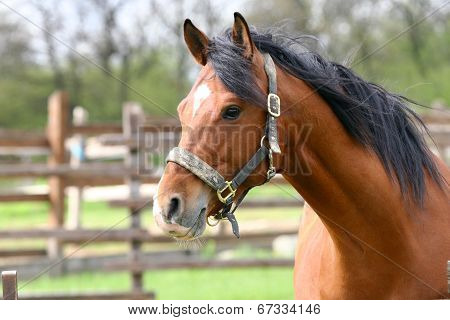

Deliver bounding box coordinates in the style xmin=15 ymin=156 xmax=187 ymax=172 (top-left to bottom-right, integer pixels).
xmin=272 ymin=234 xmax=298 ymax=258
xmin=67 ymin=106 xmax=88 ymax=230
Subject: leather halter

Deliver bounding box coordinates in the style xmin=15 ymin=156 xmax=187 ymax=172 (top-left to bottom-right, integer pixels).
xmin=166 ymin=53 xmax=281 ymax=238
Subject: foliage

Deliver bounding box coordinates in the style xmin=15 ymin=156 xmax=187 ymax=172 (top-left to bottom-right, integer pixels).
xmin=0 ymin=0 xmax=448 ymax=128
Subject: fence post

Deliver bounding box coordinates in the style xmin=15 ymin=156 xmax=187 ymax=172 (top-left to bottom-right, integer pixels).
xmin=447 ymin=261 xmax=450 ymax=295
xmin=123 ymin=102 xmax=144 ymax=292
xmin=2 ymin=271 xmax=18 ymax=300
xmin=46 ymin=91 xmax=69 ymax=275
xmin=67 ymin=106 xmax=88 ymax=229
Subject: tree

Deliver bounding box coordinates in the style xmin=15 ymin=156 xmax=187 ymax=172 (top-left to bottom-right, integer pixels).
xmin=150 ymin=0 xmax=190 ymax=95
xmin=66 ymin=2 xmax=89 ymax=106
xmin=33 ymin=0 xmax=66 ymax=89
xmin=0 ymin=12 xmax=34 ymax=76
xmin=393 ymin=0 xmax=432 ymax=76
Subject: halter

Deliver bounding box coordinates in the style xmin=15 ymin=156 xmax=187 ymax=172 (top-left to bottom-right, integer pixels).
xmin=166 ymin=53 xmax=281 ymax=238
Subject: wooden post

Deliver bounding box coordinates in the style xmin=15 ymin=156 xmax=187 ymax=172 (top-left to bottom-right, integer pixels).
xmin=123 ymin=102 xmax=144 ymax=292
xmin=46 ymin=91 xmax=69 ymax=274
xmin=67 ymin=106 xmax=88 ymax=229
xmin=2 ymin=271 xmax=18 ymax=300
xmin=447 ymin=261 xmax=450 ymax=294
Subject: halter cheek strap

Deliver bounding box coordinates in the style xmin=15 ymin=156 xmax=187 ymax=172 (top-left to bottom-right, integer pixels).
xmin=264 ymin=53 xmax=281 ymax=154
xmin=165 ymin=53 xmax=281 ymax=238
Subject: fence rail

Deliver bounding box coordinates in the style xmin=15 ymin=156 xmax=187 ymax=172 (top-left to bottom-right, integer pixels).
xmin=0 ymin=228 xmax=297 ymax=243
xmin=0 ymin=192 xmax=49 ymax=202
xmin=0 ymin=130 xmax=48 ymax=148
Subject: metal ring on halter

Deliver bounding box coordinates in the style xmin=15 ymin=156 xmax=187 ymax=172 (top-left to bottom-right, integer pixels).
xmin=260 ymin=135 xmax=276 ymax=181
xmin=207 ymin=214 xmax=221 ymax=227
xmin=260 ymin=135 xmax=268 ymax=148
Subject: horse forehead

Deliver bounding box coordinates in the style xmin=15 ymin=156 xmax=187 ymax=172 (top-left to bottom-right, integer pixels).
xmin=187 ymin=78 xmax=226 ymax=118
xmin=180 ymin=66 xmax=231 ymax=120
xmin=192 ymin=83 xmax=211 ymax=117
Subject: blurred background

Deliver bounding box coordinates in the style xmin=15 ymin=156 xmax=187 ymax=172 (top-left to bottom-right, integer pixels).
xmin=1 ymin=0 xmax=449 ymax=128
xmin=0 ymin=0 xmax=449 ymax=299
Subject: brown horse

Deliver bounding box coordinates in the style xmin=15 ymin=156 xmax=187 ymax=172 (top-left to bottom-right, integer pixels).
xmin=153 ymin=13 xmax=450 ymax=299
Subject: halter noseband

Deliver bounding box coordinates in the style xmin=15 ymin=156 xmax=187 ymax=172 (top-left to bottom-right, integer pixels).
xmin=166 ymin=53 xmax=281 ymax=238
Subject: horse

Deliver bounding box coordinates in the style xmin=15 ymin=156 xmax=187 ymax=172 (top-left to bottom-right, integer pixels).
xmin=153 ymin=12 xmax=449 ymax=299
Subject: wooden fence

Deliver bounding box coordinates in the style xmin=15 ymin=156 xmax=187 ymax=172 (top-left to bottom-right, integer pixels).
xmin=0 ymin=91 xmax=449 ymax=299
xmin=2 ymin=271 xmax=17 ymax=300
xmin=0 ymin=91 xmax=300 ymax=299
xmin=1 ymin=270 xmax=153 ymax=300
xmin=4 ymin=263 xmax=449 ymax=299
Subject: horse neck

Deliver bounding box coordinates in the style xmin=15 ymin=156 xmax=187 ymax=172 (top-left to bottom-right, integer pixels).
xmin=275 ymin=68 xmax=413 ymax=250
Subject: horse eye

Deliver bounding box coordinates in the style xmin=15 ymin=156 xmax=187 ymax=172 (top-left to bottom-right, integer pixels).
xmin=222 ymin=106 xmax=241 ymax=120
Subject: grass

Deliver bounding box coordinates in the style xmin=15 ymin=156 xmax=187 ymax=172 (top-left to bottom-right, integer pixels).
xmin=19 ymin=268 xmax=294 ymax=299
xmin=0 ymin=189 xmax=302 ymax=254
xmin=0 ymin=198 xmax=302 ymax=253
xmin=0 ymin=183 xmax=301 ymax=299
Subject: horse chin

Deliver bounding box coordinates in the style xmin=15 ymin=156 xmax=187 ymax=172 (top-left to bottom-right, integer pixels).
xmin=172 ymin=207 xmax=207 ymax=240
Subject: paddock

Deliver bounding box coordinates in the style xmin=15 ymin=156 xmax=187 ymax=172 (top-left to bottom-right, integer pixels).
xmin=0 ymin=91 xmax=448 ymax=299
xmin=0 ymin=91 xmax=307 ymax=299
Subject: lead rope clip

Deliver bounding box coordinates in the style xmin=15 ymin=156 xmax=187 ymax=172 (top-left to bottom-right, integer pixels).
xmin=266 ymin=148 xmax=276 ymax=181
xmin=261 ymin=135 xmax=276 ymax=181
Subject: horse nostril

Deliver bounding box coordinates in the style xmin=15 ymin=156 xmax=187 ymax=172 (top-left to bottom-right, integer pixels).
xmin=167 ymin=196 xmax=181 ymax=221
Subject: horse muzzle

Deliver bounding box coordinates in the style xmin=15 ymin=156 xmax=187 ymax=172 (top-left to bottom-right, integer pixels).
xmin=153 ymin=189 xmax=208 ymax=239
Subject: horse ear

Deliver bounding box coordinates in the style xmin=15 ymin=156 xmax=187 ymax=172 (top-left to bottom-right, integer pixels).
xmin=184 ymin=19 xmax=209 ymax=66
xmin=232 ymin=12 xmax=255 ymax=59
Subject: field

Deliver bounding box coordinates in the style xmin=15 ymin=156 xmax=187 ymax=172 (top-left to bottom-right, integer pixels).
xmin=0 ymin=185 xmax=301 ymax=299
xmin=17 ymin=268 xmax=294 ymax=300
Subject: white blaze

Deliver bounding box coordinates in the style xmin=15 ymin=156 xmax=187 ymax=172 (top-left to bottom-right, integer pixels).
xmin=192 ymin=83 xmax=211 ymax=117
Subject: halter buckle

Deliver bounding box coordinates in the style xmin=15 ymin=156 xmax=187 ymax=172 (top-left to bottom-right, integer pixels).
xmin=217 ymin=181 xmax=236 ymax=204
xmin=267 ymin=93 xmax=281 ymax=117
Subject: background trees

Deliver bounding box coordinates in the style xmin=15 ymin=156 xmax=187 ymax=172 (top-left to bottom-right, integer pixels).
xmin=0 ymin=0 xmax=448 ymax=128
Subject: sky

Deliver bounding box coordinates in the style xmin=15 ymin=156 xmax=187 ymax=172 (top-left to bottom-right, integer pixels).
xmin=0 ymin=0 xmax=247 ymax=64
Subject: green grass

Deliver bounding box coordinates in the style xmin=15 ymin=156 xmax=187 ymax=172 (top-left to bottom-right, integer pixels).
xmin=1 ymin=184 xmax=300 ymax=299
xmin=247 ymin=183 xmax=298 ymax=199
xmin=0 ymin=202 xmax=301 ymax=230
xmin=0 ymin=200 xmax=301 ymax=253
xmin=0 ymin=201 xmax=50 ymax=228
xmin=19 ymin=268 xmax=294 ymax=299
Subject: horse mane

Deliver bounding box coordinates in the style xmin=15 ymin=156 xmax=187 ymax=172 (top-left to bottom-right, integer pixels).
xmin=206 ymin=26 xmax=443 ymax=204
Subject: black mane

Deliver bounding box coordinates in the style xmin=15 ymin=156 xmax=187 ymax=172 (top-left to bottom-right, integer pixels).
xmin=207 ymin=27 xmax=443 ymax=204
